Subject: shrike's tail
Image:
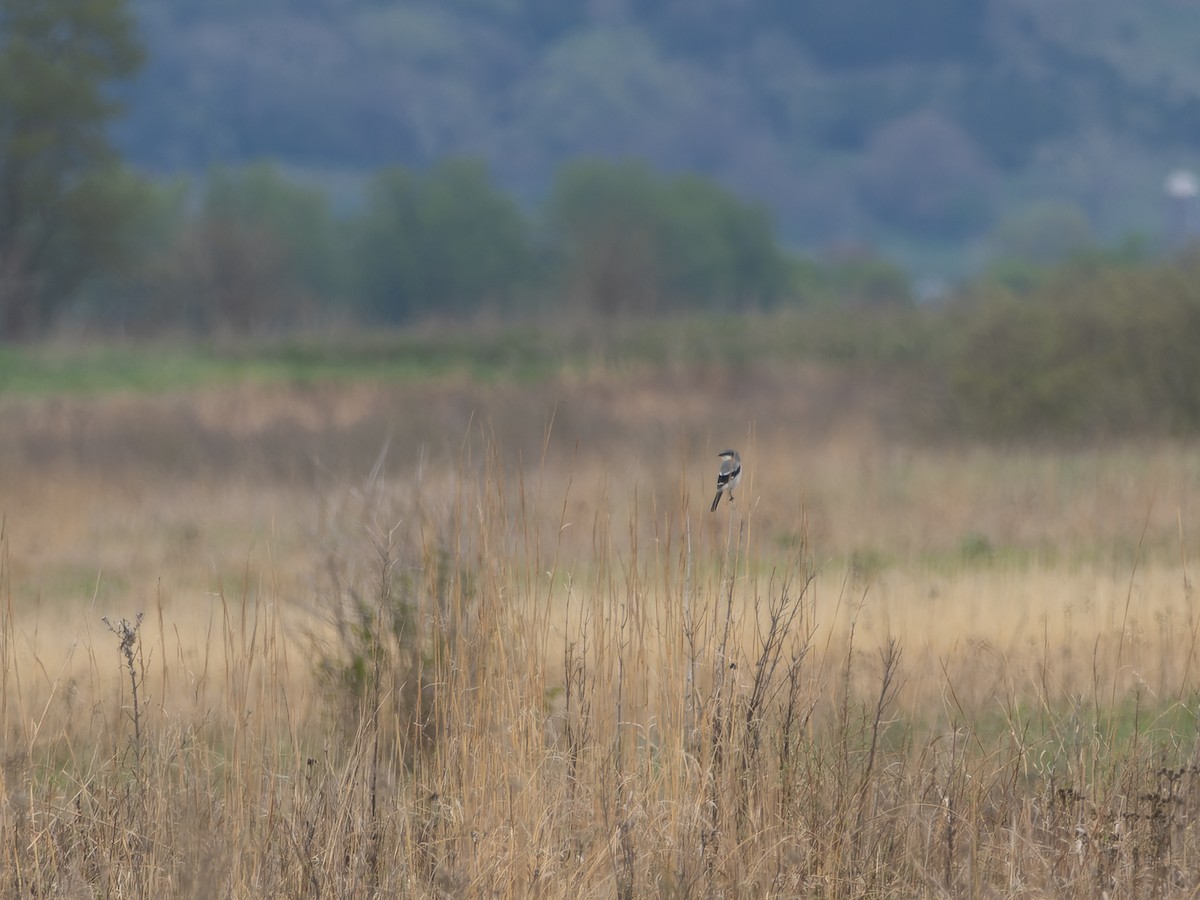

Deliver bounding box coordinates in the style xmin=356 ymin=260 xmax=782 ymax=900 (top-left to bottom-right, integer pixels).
xmin=710 ymin=491 xmax=722 ymax=512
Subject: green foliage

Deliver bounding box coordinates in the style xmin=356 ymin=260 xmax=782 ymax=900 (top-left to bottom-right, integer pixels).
xmin=977 ymin=203 xmax=1099 ymax=294
xmin=0 ymin=0 xmax=144 ymax=339
xmin=545 ymin=160 xmax=669 ymax=315
xmin=946 ymin=252 xmax=1200 ymax=436
xmin=98 ymin=163 xmax=353 ymax=336
xmin=321 ymin=571 xmax=420 ymax=706
xmin=986 ymin=203 xmax=1095 ymax=268
xmin=204 ymin=163 xmax=345 ymax=302
xmin=979 ymin=226 xmax=1152 ymax=298
xmin=547 ymin=159 xmax=788 ymax=313
xmin=657 ymin=175 xmax=787 ymax=306
xmin=355 ymin=159 xmax=535 ymax=322
xmin=791 ymin=253 xmax=914 ymax=308
xmin=957 ymin=532 xmax=993 ymax=564
xmin=58 ymin=171 xmax=190 ymax=331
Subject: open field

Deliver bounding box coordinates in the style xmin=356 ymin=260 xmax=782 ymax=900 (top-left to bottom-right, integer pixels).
xmin=3 ymin=350 xmax=1200 ymax=897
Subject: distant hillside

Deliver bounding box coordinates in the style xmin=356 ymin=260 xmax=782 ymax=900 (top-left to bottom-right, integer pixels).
xmin=113 ymin=0 xmax=1200 ymax=275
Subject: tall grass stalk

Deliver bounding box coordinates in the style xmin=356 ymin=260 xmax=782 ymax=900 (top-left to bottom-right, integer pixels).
xmin=2 ymin=432 xmax=1200 ymax=896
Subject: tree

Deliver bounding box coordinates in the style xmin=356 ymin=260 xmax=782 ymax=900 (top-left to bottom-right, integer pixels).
xmin=656 ymin=175 xmax=788 ymax=308
xmin=204 ymin=163 xmax=344 ymax=304
xmin=161 ymin=217 xmax=293 ymax=336
xmin=545 ymin=160 xmax=663 ymax=315
xmin=546 ymin=160 xmax=789 ymax=314
xmin=55 ymin=171 xmax=190 ymax=335
xmin=355 ymin=160 xmax=534 ymax=322
xmin=856 ymin=111 xmax=996 ymax=238
xmin=0 ymin=0 xmax=143 ymax=339
xmin=75 ymin=171 xmax=299 ymax=337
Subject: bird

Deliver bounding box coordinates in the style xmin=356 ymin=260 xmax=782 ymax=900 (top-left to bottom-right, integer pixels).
xmin=710 ymin=449 xmax=742 ymax=512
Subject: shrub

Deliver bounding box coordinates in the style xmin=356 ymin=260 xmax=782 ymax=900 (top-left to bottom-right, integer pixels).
xmin=944 ymin=252 xmax=1200 ymax=436
xmin=311 ymin=482 xmax=481 ymax=765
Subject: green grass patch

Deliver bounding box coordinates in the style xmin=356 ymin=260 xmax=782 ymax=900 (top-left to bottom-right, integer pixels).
xmin=0 ymin=310 xmax=939 ymax=396
xmin=0 ymin=331 xmax=573 ymax=395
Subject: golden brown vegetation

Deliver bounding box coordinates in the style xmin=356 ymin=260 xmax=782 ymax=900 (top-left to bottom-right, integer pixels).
xmin=2 ymin=366 xmax=1200 ymax=897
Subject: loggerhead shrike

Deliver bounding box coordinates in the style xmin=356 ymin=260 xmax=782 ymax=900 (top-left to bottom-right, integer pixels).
xmin=710 ymin=449 xmax=742 ymax=512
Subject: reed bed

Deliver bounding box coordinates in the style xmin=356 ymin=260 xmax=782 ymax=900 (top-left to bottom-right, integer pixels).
xmin=2 ymin=414 xmax=1200 ymax=899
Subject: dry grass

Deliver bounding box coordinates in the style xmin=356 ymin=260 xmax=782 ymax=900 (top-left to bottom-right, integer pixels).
xmin=3 ymin=366 xmax=1200 ymax=897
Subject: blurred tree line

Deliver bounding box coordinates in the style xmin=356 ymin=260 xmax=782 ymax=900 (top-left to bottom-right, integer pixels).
xmin=3 ymin=0 xmax=916 ymax=341
xmin=62 ymin=157 xmax=889 ymax=338
xmin=0 ymin=0 xmax=911 ymax=342
xmin=115 ymin=0 xmax=1200 ymax=271
xmin=8 ymin=0 xmax=1200 ymax=440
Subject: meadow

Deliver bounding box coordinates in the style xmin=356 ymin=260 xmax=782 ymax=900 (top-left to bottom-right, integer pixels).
xmin=2 ymin=328 xmax=1200 ymax=897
